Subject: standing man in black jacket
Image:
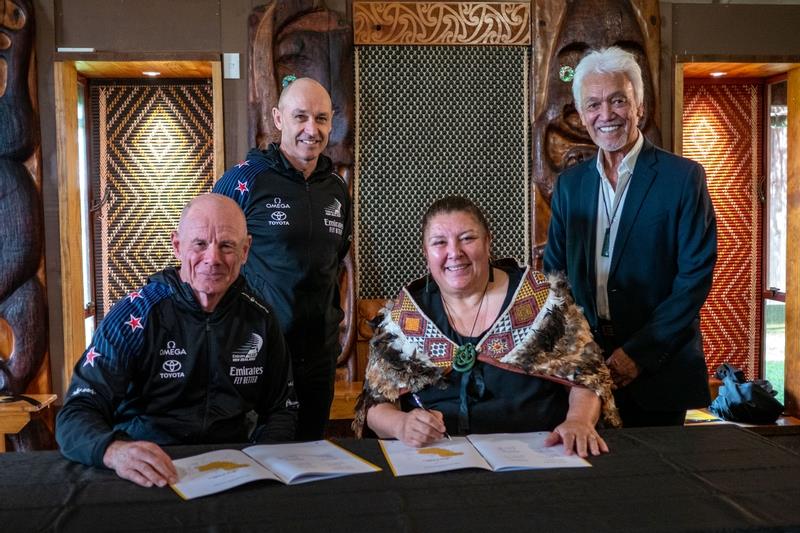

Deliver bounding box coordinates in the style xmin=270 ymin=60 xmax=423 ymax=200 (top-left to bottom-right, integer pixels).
xmin=214 ymin=78 xmax=352 ymax=440
xmin=56 ymin=194 xmax=297 ymax=487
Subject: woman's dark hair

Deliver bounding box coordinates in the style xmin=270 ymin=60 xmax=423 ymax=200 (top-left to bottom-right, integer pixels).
xmin=421 ymin=195 xmax=491 ymax=240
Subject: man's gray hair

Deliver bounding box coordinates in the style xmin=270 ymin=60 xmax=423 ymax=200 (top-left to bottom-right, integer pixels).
xmin=572 ymin=47 xmax=644 ymax=109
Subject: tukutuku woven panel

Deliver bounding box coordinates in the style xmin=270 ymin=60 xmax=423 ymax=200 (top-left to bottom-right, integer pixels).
xmin=682 ymin=82 xmax=763 ymax=380
xmin=355 ymin=45 xmax=530 ymax=299
xmin=90 ymin=79 xmax=215 ymax=319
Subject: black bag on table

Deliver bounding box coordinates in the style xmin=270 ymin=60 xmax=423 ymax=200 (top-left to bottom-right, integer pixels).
xmin=709 ymin=363 xmax=784 ymax=424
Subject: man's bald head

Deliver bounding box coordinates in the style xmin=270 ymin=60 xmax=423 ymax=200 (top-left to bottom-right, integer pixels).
xmin=172 ymin=193 xmax=251 ymax=312
xmin=177 ymin=193 xmax=247 ymax=238
xmin=272 ymin=78 xmax=334 ymax=178
xmin=277 ymin=77 xmax=332 ymax=111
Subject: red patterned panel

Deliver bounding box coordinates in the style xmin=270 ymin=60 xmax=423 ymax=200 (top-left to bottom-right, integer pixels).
xmin=682 ymin=83 xmax=763 ymax=380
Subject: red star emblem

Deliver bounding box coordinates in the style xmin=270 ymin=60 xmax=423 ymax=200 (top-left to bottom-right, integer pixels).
xmin=127 ymin=290 xmax=142 ymax=302
xmin=83 ymin=347 xmax=103 ymax=368
xmin=235 ymin=180 xmax=249 ymax=194
xmin=125 ymin=314 xmax=144 ymax=331
xmin=235 ymin=160 xmax=250 ymax=169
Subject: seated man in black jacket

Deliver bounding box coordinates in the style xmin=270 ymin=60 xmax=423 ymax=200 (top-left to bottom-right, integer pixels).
xmin=56 ymin=193 xmax=297 ymax=488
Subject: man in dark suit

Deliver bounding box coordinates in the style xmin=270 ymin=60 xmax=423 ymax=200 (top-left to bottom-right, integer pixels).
xmin=544 ymin=47 xmax=717 ymax=427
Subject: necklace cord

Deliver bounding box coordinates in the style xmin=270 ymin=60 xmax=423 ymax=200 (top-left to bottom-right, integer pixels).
xmin=600 ymin=174 xmax=631 ymax=227
xmin=441 ymin=276 xmax=490 ymax=339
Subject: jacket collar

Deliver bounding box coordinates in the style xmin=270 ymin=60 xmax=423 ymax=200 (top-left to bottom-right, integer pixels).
xmin=578 ymin=138 xmax=658 ymax=285
xmin=263 ymin=143 xmax=334 ymax=183
xmin=609 ymin=138 xmax=658 ymax=278
xmin=153 ymin=267 xmax=246 ymax=315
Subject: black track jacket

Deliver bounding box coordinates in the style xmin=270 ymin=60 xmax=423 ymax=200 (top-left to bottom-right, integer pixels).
xmin=213 ymin=144 xmax=352 ymax=365
xmin=56 ymin=268 xmax=297 ymax=467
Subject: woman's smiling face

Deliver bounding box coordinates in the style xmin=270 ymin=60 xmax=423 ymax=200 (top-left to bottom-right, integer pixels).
xmin=423 ymin=210 xmax=491 ymax=296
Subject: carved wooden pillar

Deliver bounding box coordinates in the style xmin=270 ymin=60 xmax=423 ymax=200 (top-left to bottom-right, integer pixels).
xmin=249 ymin=0 xmax=354 ymax=165
xmin=530 ymin=0 xmax=661 ymax=266
xmin=0 ymin=0 xmax=53 ymax=450
xmin=249 ymin=1 xmax=357 ymax=376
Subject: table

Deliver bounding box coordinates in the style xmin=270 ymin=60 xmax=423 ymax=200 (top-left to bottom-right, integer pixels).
xmin=0 ymin=394 xmax=56 ymax=452
xmin=1 ymin=425 xmax=799 ymax=532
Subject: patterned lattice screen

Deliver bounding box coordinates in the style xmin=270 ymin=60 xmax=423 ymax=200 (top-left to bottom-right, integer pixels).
xmin=682 ymin=82 xmax=763 ymax=379
xmin=90 ymin=79 xmax=215 ymax=319
xmin=355 ymin=45 xmax=530 ymax=299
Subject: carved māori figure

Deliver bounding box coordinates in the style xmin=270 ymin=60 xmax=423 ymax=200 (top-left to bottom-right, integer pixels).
xmin=532 ymin=0 xmax=661 ymax=202
xmin=0 ymin=0 xmax=48 ymax=406
xmin=250 ymin=0 xmax=354 ymax=166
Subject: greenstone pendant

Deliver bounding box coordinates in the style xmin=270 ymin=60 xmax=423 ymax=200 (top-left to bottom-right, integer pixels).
xmin=453 ymin=343 xmax=477 ymax=372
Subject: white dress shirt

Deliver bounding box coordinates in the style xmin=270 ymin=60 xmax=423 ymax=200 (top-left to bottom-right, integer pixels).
xmin=594 ymin=130 xmax=644 ymax=320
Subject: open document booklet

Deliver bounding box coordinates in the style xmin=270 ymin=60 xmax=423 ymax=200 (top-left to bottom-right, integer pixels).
xmin=379 ymin=432 xmax=591 ymax=477
xmin=170 ymin=440 xmax=381 ymax=500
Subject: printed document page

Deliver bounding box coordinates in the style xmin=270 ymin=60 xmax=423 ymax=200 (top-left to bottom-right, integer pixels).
xmin=466 ymin=432 xmax=590 ymax=470
xmin=172 ymin=449 xmax=280 ymax=500
xmin=171 ymin=441 xmax=381 ymax=499
xmin=379 ymin=437 xmax=491 ymax=477
xmin=243 ymin=440 xmax=381 ymax=484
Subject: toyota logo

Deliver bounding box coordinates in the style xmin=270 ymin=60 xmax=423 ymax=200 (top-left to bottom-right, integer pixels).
xmin=271 ymin=211 xmax=287 ymax=221
xmin=163 ymin=360 xmax=182 ymax=372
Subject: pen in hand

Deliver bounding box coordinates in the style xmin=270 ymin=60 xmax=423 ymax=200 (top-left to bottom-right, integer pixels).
xmin=411 ymin=393 xmax=452 ymax=440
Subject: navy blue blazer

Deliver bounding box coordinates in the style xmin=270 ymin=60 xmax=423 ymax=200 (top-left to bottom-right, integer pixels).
xmin=544 ymin=139 xmax=717 ymax=411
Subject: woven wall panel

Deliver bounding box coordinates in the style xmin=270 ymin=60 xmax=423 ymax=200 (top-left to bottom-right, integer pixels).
xmin=90 ymin=80 xmax=215 ymax=319
xmin=682 ymin=82 xmax=763 ymax=379
xmin=356 ymin=45 xmax=529 ymax=299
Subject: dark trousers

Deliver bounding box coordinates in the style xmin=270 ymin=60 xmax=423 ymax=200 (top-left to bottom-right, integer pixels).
xmin=613 ymin=387 xmax=686 ymax=427
xmin=596 ymin=320 xmax=686 ymax=428
xmin=292 ymin=354 xmax=337 ymax=441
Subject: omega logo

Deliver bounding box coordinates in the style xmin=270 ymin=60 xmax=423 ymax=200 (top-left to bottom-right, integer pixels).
xmin=265 ymin=198 xmax=291 ymax=209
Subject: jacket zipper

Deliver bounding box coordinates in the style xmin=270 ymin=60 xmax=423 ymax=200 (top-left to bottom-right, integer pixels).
xmin=201 ymin=316 xmax=211 ymax=435
xmin=305 ymin=180 xmax=313 ymax=317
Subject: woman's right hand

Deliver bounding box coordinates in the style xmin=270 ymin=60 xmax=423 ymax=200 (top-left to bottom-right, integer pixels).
xmin=366 ymin=402 xmax=448 ymax=447
xmin=398 ymin=408 xmax=447 ymax=447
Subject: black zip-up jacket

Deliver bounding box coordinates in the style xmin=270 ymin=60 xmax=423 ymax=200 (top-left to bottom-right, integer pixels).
xmin=56 ymin=268 xmax=297 ymax=467
xmin=213 ymin=144 xmax=352 ymax=364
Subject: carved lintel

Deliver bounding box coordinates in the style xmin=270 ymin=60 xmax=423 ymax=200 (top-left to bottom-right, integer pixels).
xmin=354 ymin=2 xmax=530 ymax=46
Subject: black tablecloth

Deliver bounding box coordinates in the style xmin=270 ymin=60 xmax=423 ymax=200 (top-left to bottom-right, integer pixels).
xmin=1 ymin=425 xmax=800 ymax=532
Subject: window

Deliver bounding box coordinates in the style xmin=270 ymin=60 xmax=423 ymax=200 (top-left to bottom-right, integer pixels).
xmin=77 ymin=80 xmax=96 ymax=341
xmin=764 ymin=79 xmax=787 ymax=405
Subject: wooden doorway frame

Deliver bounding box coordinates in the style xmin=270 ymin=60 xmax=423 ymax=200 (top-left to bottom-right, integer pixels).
xmin=674 ymin=57 xmax=800 ymax=417
xmin=53 ymin=55 xmax=225 ymax=391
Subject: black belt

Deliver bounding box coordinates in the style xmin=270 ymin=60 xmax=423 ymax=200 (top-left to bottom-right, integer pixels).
xmin=597 ymin=319 xmax=615 ymax=339
xmin=595 ymin=319 xmax=619 ymax=357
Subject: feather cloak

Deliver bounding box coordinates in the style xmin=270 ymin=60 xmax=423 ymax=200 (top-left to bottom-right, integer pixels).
xmin=353 ymin=266 xmax=621 ymax=436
